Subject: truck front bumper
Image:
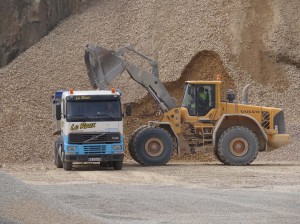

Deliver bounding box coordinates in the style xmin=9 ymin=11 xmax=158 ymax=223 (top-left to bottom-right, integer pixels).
xmin=65 ymin=153 xmax=124 ymax=162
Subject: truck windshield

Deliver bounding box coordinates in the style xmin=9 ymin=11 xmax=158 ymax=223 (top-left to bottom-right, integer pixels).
xmin=66 ymin=100 xmax=122 ymax=122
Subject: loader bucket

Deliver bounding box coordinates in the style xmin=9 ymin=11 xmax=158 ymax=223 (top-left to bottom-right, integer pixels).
xmin=84 ymin=45 xmax=125 ymax=90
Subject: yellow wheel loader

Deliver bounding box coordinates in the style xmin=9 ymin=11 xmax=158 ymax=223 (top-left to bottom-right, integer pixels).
xmin=84 ymin=44 xmax=290 ymax=166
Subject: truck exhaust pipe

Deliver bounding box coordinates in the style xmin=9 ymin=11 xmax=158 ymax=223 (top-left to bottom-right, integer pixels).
xmin=242 ymin=84 xmax=251 ymax=104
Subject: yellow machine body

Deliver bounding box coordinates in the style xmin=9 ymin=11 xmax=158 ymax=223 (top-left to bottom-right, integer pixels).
xmin=158 ymin=81 xmax=290 ymax=155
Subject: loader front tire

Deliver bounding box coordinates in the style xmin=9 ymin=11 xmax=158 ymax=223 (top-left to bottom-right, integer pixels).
xmin=213 ymin=148 xmax=226 ymax=164
xmin=217 ymin=126 xmax=259 ymax=165
xmin=128 ymin=125 xmax=148 ymax=163
xmin=132 ymin=127 xmax=173 ymax=166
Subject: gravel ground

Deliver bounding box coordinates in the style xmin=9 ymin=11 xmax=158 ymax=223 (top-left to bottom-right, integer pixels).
xmin=0 ymin=171 xmax=101 ymax=224
xmin=2 ymin=161 xmax=300 ymax=223
xmin=33 ymin=183 xmax=300 ymax=224
xmin=0 ymin=0 xmax=299 ymax=164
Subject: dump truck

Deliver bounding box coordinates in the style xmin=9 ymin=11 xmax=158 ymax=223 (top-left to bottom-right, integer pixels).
xmin=84 ymin=44 xmax=290 ymax=166
xmin=52 ymin=89 xmax=131 ymax=170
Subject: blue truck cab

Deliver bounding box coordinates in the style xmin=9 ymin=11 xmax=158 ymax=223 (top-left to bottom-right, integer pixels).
xmin=52 ymin=89 xmax=128 ymax=170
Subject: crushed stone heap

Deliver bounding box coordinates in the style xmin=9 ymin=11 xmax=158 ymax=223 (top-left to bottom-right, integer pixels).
xmin=0 ymin=0 xmax=299 ymax=164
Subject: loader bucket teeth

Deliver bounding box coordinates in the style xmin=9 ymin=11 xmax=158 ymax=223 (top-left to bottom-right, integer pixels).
xmin=84 ymin=45 xmax=125 ymax=90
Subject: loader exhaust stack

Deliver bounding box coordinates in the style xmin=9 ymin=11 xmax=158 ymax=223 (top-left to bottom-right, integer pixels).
xmin=242 ymin=84 xmax=251 ymax=104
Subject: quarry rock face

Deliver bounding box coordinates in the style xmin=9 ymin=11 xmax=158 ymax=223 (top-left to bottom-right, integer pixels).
xmin=0 ymin=0 xmax=87 ymax=68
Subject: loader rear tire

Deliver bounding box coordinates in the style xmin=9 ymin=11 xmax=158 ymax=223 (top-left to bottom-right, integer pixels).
xmin=217 ymin=126 xmax=259 ymax=165
xmin=128 ymin=125 xmax=148 ymax=163
xmin=132 ymin=127 xmax=173 ymax=166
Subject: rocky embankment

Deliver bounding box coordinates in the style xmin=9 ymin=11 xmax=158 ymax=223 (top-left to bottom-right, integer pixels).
xmin=0 ymin=0 xmax=89 ymax=67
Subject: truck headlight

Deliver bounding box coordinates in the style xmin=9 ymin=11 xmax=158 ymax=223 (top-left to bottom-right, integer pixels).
xmin=113 ymin=145 xmax=122 ymax=150
xmin=68 ymin=146 xmax=76 ymax=151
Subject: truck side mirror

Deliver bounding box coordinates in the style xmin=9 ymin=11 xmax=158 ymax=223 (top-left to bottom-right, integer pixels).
xmin=125 ymin=103 xmax=132 ymax=116
xmin=56 ymin=104 xmax=62 ymax=120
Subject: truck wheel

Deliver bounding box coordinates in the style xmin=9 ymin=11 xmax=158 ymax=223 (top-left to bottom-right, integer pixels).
xmin=54 ymin=140 xmax=63 ymax=168
xmin=63 ymin=161 xmax=73 ymax=171
xmin=62 ymin=151 xmax=72 ymax=171
xmin=128 ymin=125 xmax=148 ymax=163
xmin=132 ymin=127 xmax=173 ymax=166
xmin=217 ymin=126 xmax=259 ymax=165
xmin=113 ymin=161 xmax=123 ymax=170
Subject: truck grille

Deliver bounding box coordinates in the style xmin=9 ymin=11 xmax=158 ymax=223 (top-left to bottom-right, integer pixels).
xmin=69 ymin=132 xmax=121 ymax=144
xmin=84 ymin=145 xmax=107 ymax=154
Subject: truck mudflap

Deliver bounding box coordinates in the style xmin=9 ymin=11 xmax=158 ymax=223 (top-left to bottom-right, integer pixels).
xmin=267 ymin=134 xmax=290 ymax=151
xmin=65 ymin=153 xmax=124 ymax=162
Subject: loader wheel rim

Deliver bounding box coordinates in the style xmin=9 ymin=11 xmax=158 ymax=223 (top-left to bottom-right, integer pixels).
xmin=145 ymin=138 xmax=164 ymax=157
xmin=229 ymin=137 xmax=249 ymax=157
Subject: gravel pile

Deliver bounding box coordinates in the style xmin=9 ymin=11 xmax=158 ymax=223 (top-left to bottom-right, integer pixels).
xmin=0 ymin=0 xmax=299 ymax=164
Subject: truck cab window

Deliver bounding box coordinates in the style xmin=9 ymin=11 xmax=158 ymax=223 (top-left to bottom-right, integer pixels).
xmin=66 ymin=99 xmax=122 ymax=122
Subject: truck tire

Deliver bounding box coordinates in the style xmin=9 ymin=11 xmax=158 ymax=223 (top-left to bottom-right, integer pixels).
xmin=113 ymin=161 xmax=123 ymax=170
xmin=63 ymin=161 xmax=73 ymax=171
xmin=62 ymin=150 xmax=72 ymax=171
xmin=217 ymin=126 xmax=259 ymax=165
xmin=128 ymin=125 xmax=148 ymax=163
xmin=54 ymin=139 xmax=63 ymax=168
xmin=132 ymin=127 xmax=173 ymax=166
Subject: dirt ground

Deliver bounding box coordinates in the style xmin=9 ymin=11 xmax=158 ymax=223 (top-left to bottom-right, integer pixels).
xmin=2 ymin=159 xmax=299 ymax=223
xmin=3 ymin=160 xmax=300 ymax=191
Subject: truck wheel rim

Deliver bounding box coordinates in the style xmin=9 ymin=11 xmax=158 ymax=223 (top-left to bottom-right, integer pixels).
xmin=145 ymin=138 xmax=164 ymax=157
xmin=229 ymin=137 xmax=248 ymax=156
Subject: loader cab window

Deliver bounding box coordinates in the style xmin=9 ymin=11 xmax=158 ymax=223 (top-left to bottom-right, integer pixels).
xmin=182 ymin=84 xmax=216 ymax=116
xmin=196 ymin=84 xmax=216 ymax=116
xmin=182 ymin=84 xmax=197 ymax=116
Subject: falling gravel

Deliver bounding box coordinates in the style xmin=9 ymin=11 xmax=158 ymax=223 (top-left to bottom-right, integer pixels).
xmin=0 ymin=0 xmax=299 ymax=164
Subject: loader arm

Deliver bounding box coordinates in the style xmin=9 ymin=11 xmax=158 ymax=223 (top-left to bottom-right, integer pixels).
xmin=84 ymin=44 xmax=177 ymax=112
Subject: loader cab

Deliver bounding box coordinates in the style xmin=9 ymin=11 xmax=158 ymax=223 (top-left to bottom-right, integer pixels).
xmin=182 ymin=81 xmax=221 ymax=118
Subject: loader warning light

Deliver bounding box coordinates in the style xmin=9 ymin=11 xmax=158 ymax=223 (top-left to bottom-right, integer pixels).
xmin=70 ymin=88 xmax=74 ymax=94
xmin=216 ymin=74 xmax=222 ymax=81
xmin=111 ymin=87 xmax=116 ymax=93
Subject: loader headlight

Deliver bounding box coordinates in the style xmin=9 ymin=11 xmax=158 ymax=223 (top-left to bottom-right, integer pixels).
xmin=113 ymin=145 xmax=122 ymax=150
xmin=68 ymin=146 xmax=76 ymax=151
